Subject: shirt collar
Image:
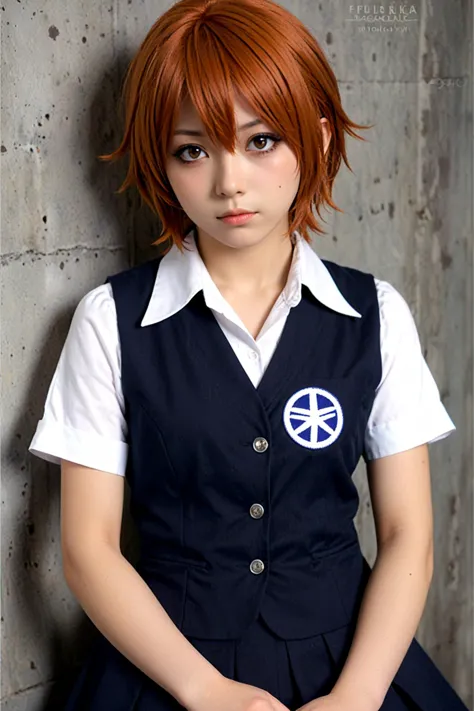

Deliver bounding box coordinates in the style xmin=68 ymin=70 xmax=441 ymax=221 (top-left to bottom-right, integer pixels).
xmin=141 ymin=228 xmax=361 ymax=327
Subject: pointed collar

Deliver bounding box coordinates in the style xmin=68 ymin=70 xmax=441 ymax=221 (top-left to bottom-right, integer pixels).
xmin=141 ymin=228 xmax=361 ymax=326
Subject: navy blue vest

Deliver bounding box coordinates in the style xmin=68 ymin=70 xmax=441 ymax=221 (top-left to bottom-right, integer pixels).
xmin=105 ymin=254 xmax=382 ymax=640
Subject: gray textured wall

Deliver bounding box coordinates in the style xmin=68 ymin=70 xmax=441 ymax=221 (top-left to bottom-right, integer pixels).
xmin=1 ymin=1 xmax=472 ymax=709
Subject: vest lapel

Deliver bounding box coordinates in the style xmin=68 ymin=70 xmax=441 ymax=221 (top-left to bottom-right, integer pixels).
xmin=189 ymin=289 xmax=325 ymax=412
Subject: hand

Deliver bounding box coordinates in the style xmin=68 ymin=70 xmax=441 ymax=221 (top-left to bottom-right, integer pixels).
xmin=186 ymin=675 xmax=291 ymax=711
xmin=295 ymin=689 xmax=378 ymax=711
xmin=294 ymin=694 xmax=346 ymax=711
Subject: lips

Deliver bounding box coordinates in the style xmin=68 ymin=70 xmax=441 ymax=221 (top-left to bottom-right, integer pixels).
xmin=218 ymin=211 xmax=255 ymax=218
xmin=218 ymin=212 xmax=257 ymax=225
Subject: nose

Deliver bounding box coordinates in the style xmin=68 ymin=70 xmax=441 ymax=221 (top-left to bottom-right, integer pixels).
xmin=214 ymin=150 xmax=247 ymax=197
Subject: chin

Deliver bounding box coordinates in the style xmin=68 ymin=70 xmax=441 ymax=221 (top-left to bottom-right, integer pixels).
xmin=217 ymin=232 xmax=264 ymax=250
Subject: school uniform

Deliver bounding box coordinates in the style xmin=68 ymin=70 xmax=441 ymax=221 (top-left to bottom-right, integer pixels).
xmin=29 ymin=228 xmax=467 ymax=710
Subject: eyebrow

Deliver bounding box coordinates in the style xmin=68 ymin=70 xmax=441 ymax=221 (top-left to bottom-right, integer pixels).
xmin=173 ymin=119 xmax=265 ymax=137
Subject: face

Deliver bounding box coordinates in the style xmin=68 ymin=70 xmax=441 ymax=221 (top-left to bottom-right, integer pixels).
xmin=165 ymin=92 xmax=302 ymax=251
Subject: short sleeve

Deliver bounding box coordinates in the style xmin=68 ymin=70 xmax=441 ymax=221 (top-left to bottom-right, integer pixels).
xmin=28 ymin=283 xmax=128 ymax=476
xmin=364 ymin=279 xmax=456 ymax=461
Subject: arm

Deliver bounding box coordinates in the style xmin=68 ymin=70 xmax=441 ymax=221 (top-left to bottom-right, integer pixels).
xmin=61 ymin=458 xmax=224 ymax=709
xmin=330 ymin=444 xmax=434 ymax=711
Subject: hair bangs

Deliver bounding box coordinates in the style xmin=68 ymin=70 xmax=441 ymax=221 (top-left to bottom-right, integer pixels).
xmin=182 ymin=22 xmax=304 ymax=164
xmin=99 ymin=0 xmax=374 ymax=254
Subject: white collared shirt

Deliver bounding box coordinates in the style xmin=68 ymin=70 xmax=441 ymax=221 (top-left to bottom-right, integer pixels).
xmin=28 ymin=230 xmax=456 ymax=475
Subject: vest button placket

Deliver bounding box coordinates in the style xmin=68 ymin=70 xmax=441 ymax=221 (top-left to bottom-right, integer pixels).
xmin=253 ymin=437 xmax=269 ymax=453
xmin=250 ymin=503 xmax=264 ymax=519
xmin=250 ymin=559 xmax=265 ymax=574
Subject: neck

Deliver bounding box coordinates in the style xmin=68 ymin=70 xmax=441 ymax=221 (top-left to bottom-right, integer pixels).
xmin=195 ymin=227 xmax=295 ymax=296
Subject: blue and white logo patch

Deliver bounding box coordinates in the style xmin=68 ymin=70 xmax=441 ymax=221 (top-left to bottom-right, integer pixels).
xmin=283 ymin=387 xmax=344 ymax=449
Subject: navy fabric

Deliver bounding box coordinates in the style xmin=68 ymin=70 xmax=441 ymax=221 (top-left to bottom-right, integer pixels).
xmin=63 ymin=612 xmax=468 ymax=710
xmin=61 ymin=254 xmax=468 ymax=709
xmin=106 ymin=255 xmax=381 ymax=640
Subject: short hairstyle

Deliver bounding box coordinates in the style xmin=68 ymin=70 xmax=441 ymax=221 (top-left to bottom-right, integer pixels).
xmin=100 ymin=0 xmax=374 ymax=254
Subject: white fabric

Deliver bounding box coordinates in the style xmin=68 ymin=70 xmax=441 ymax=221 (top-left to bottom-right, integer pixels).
xmin=29 ymin=229 xmax=456 ymax=475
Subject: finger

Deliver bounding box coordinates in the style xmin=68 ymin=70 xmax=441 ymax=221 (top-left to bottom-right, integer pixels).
xmin=271 ymin=700 xmax=292 ymax=711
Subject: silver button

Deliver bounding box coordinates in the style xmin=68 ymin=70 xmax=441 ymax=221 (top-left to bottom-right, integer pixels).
xmin=250 ymin=503 xmax=264 ymax=519
xmin=250 ymin=559 xmax=265 ymax=574
xmin=253 ymin=437 xmax=268 ymax=453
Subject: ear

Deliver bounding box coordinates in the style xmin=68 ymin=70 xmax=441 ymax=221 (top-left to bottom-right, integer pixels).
xmin=320 ymin=118 xmax=332 ymax=156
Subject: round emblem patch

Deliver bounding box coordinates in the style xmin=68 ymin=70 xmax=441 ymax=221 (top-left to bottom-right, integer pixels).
xmin=283 ymin=387 xmax=344 ymax=449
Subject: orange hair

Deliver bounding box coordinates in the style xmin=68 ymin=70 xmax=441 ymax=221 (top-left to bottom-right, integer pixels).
xmin=99 ymin=0 xmax=374 ymax=254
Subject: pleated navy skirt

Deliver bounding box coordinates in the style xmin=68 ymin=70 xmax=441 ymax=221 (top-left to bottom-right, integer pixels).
xmin=62 ymin=611 xmax=468 ymax=710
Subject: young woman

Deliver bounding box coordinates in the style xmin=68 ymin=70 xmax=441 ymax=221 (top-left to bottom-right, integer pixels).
xmin=29 ymin=0 xmax=469 ymax=709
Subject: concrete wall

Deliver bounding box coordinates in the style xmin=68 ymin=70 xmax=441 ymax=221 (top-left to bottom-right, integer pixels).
xmin=1 ymin=1 xmax=472 ymax=709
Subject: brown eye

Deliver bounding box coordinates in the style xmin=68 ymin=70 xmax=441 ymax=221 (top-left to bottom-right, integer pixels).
xmin=186 ymin=147 xmax=202 ymax=160
xmin=248 ymin=134 xmax=282 ymax=153
xmin=253 ymin=136 xmax=268 ymax=149
xmin=173 ymin=133 xmax=282 ymax=164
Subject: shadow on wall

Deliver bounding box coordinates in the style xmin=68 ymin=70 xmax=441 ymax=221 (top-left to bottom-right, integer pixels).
xmin=18 ymin=47 xmax=158 ymax=710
